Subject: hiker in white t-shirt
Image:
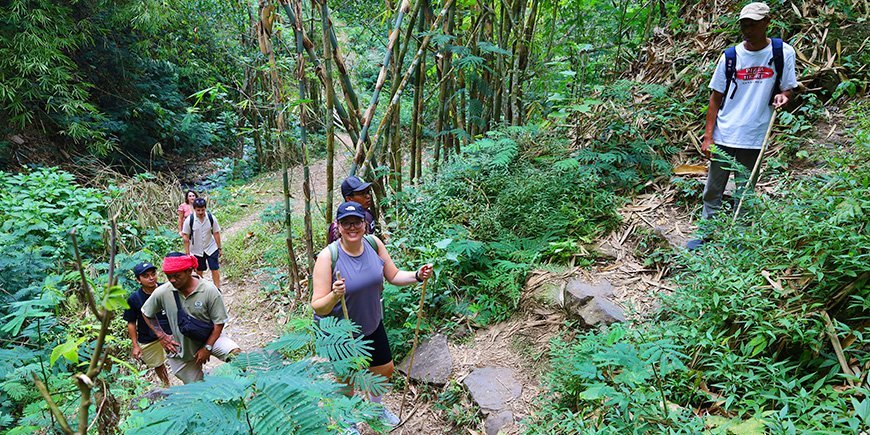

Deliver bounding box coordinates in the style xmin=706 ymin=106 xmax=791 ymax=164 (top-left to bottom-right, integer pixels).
xmin=689 ymin=3 xmax=798 ymax=249
xmin=182 ymin=198 xmax=223 ymax=289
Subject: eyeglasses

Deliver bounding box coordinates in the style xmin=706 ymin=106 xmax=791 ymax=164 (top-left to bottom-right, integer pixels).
xmin=339 ymin=220 xmax=365 ymax=229
xmin=352 ymin=189 xmax=372 ymax=197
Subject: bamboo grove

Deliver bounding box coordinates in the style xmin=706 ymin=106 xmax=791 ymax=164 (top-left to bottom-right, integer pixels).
xmin=240 ymin=0 xmax=591 ymax=301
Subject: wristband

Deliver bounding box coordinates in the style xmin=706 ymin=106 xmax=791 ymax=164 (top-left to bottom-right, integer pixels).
xmin=415 ymin=270 xmax=423 ymax=283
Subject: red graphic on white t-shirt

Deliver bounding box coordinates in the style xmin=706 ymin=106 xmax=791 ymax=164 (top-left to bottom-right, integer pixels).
xmin=736 ymin=66 xmax=774 ymax=81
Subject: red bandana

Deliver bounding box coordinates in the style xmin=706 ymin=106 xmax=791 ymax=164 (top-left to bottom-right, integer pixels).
xmin=162 ymin=255 xmax=198 ymax=274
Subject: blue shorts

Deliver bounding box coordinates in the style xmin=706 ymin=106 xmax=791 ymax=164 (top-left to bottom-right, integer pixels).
xmin=195 ymin=250 xmax=220 ymax=271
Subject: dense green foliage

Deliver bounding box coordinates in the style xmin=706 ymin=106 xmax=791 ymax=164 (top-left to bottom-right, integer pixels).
xmin=0 ymin=0 xmax=246 ymax=165
xmin=381 ymin=122 xmax=673 ymax=355
xmin=0 ymin=168 xmax=176 ymax=432
xmin=125 ymin=317 xmax=388 ymax=434
xmin=527 ymin=104 xmax=869 ymax=433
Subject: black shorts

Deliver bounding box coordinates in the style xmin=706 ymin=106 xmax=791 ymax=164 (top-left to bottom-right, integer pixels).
xmin=195 ymin=250 xmax=220 ymax=271
xmin=362 ymin=321 xmax=393 ymax=367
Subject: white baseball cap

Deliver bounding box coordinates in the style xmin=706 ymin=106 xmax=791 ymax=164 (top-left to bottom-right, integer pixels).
xmin=739 ymin=2 xmax=770 ymax=21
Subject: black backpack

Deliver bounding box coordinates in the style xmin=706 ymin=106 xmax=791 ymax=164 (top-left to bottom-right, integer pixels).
xmin=187 ymin=212 xmax=215 ymax=248
xmin=721 ymin=38 xmax=784 ymax=111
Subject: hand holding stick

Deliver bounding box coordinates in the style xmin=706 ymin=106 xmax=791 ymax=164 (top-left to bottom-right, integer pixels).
xmin=335 ymin=270 xmax=349 ymax=321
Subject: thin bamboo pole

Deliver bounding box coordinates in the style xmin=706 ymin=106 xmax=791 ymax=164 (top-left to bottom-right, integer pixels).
xmin=289 ymin=0 xmax=316 ymax=297
xmin=351 ymin=0 xmax=413 ymax=173
xmin=320 ymin=0 xmax=336 ymax=222
xmin=358 ymin=0 xmax=457 ymax=175
xmin=409 ymin=0 xmax=429 ymax=184
xmin=260 ymin=0 xmax=302 ymax=297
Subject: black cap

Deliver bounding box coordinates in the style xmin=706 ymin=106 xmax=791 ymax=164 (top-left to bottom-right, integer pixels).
xmin=340 ymin=176 xmax=372 ymax=198
xmin=336 ymin=201 xmax=366 ymax=221
xmin=133 ymin=262 xmax=157 ymax=277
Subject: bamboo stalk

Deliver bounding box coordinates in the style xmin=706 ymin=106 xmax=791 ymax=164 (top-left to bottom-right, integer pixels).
xmin=357 ymin=0 xmax=457 ymax=174
xmin=733 ymin=110 xmax=777 ymax=221
xmin=320 ymin=0 xmax=336 ymax=222
xmin=278 ymin=2 xmax=362 ymax=147
xmin=351 ymin=0 xmax=413 ymax=172
xmin=261 ymin=0 xmax=302 ymax=296
xmin=410 ymin=0 xmax=429 ymax=184
xmin=289 ymin=0 xmax=316 ymax=297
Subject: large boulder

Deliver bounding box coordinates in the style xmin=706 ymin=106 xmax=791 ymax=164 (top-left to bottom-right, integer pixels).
xmin=578 ymin=296 xmax=626 ymax=326
xmin=396 ymin=334 xmax=453 ymax=386
xmin=462 ymin=367 xmax=523 ymax=412
xmin=562 ymin=277 xmax=625 ymax=326
xmin=485 ymin=410 xmax=515 ymax=435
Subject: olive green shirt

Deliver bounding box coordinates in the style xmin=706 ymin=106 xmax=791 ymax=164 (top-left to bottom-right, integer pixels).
xmin=141 ymin=279 xmax=229 ymax=362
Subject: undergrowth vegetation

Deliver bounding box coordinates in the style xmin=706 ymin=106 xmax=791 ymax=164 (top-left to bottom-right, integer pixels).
xmin=124 ymin=318 xmax=388 ymax=434
xmin=527 ymin=102 xmax=869 ymax=433
xmin=382 ymin=123 xmax=672 ymax=356
xmin=0 ymin=168 xmax=175 ymax=432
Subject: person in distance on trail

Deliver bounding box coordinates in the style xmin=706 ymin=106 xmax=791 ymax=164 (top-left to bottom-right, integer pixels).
xmin=311 ymin=201 xmax=433 ymax=428
xmin=689 ymin=2 xmax=798 ymax=249
xmin=182 ymin=197 xmax=223 ymax=289
xmin=326 ymin=176 xmax=379 ymax=244
xmin=177 ymin=190 xmax=198 ymax=238
xmin=123 ymin=262 xmax=171 ymax=387
xmin=141 ymin=253 xmax=241 ymax=384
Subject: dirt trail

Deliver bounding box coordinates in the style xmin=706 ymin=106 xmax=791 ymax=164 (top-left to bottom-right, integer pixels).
xmin=201 ymin=139 xmax=695 ymax=432
xmin=365 ymin=183 xmax=697 ymax=434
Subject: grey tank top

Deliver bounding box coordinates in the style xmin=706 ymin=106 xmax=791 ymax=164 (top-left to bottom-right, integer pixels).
xmin=329 ymin=240 xmax=385 ymax=336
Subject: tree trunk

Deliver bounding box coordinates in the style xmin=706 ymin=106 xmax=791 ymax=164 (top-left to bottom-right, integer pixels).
xmin=410 ymin=0 xmax=428 ymax=184
xmin=352 ymin=0 xmax=412 ymax=173
xmin=290 ymin=0 xmax=316 ymax=300
xmin=259 ymin=0 xmax=301 ymax=296
xmin=319 ymin=0 xmax=336 ymax=223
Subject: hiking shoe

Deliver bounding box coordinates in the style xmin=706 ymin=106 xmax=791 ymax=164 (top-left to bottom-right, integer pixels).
xmin=686 ymin=238 xmax=706 ymax=250
xmin=380 ymin=406 xmax=401 ymax=426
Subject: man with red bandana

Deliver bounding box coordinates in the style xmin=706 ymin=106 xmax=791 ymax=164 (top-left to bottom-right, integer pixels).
xmin=689 ymin=2 xmax=798 ymax=249
xmin=141 ymin=252 xmax=240 ymax=384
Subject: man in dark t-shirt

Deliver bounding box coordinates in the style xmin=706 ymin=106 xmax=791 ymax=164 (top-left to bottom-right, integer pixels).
xmin=123 ymin=262 xmax=171 ymax=386
xmin=327 ymin=176 xmax=378 ymax=244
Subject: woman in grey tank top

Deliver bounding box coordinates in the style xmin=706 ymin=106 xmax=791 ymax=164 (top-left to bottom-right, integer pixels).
xmin=311 ymin=201 xmax=433 ymax=428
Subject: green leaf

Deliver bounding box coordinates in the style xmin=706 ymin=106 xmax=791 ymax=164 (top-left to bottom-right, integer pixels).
xmin=50 ymin=337 xmax=84 ymax=365
xmin=434 ymin=238 xmax=453 ymax=250
xmin=728 ymin=417 xmax=767 ymax=434
xmin=102 ymin=284 xmax=129 ymax=311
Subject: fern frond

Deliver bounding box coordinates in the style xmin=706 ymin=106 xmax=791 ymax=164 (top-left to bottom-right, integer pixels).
xmin=248 ymin=362 xmax=341 ymax=434
xmin=348 ymin=370 xmax=389 ymax=397
xmin=265 ymin=331 xmax=311 ymax=353
xmin=230 ymin=350 xmax=287 ymax=373
xmin=477 ymin=41 xmax=511 ymax=56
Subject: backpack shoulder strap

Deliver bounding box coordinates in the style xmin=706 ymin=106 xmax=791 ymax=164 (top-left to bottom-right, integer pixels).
xmin=172 ymin=290 xmax=184 ymax=316
xmin=363 ymin=235 xmax=379 ymax=254
xmin=188 ymin=214 xmax=195 ymax=246
xmin=721 ymin=46 xmax=738 ymax=111
xmin=207 ymin=212 xmax=214 ymax=234
xmin=770 ymin=38 xmax=784 ymax=105
xmin=328 ymin=241 xmax=339 ymax=273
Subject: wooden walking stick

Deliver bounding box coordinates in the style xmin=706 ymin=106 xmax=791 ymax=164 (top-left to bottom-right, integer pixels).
xmin=399 ymin=272 xmax=429 ymax=420
xmin=335 ymin=270 xmax=354 ymax=341
xmin=733 ymin=108 xmax=778 ymax=222
xmin=335 ymin=270 xmax=349 ymax=320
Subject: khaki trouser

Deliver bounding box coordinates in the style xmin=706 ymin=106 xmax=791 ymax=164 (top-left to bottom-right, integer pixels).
xmin=167 ymin=335 xmax=240 ymax=384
